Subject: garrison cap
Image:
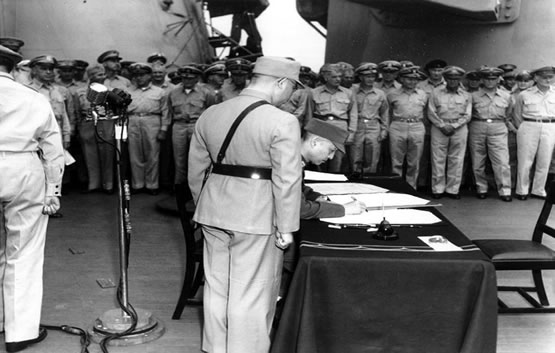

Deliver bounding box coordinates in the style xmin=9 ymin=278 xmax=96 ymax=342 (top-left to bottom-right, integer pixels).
xmin=442 ymin=66 xmax=465 ymax=79
xmin=378 ymin=60 xmax=401 ymax=73
xmin=498 ymin=63 xmax=517 ymax=73
xmin=355 ymin=62 xmax=378 ymax=76
xmin=0 ymin=45 xmax=23 ymax=66
xmin=531 ymin=66 xmax=555 ymax=77
xmin=465 ymin=70 xmax=481 ymax=81
xmin=399 ymin=65 xmax=426 ymax=80
xmin=97 ymin=50 xmax=122 ymax=63
xmin=56 ymin=60 xmax=76 ymax=69
xmin=0 ymin=37 xmax=24 ymax=52
xmin=204 ymin=62 xmax=227 ymax=76
xmin=424 ymin=59 xmax=447 ymax=71
xmin=178 ymin=65 xmax=203 ymax=77
xmin=305 ymin=118 xmax=348 ymax=154
xmin=74 ymin=59 xmax=89 ymax=70
xmin=226 ymin=58 xmax=252 ymax=74
xmin=30 ymin=55 xmax=57 ymax=67
xmin=146 ymin=52 xmax=167 ymax=65
xmin=129 ymin=62 xmax=152 ymax=75
xmin=479 ymin=66 xmax=504 ymax=79
xmin=515 ymin=70 xmax=533 ymax=81
xmin=252 ymin=56 xmax=303 ymax=88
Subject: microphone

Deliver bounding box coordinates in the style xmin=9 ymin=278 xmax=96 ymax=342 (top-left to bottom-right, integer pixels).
xmin=86 ymin=82 xmax=109 ymax=105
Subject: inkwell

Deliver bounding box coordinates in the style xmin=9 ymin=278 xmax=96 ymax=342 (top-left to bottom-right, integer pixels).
xmin=373 ymin=194 xmax=398 ymax=240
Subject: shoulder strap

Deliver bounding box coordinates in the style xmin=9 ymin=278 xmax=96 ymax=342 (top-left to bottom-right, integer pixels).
xmin=216 ymin=100 xmax=269 ymax=163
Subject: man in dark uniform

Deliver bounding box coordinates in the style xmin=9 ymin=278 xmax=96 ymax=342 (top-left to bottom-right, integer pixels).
xmin=221 ymin=58 xmax=251 ymax=101
xmin=73 ymin=60 xmax=89 ymax=87
xmin=97 ymin=50 xmax=131 ymax=90
xmin=498 ymin=63 xmax=518 ymax=92
xmin=0 ymin=37 xmax=24 ymax=53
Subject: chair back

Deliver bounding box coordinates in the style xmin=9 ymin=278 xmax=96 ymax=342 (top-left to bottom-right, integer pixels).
xmin=532 ymin=181 xmax=555 ymax=243
xmin=175 ymin=184 xmax=198 ymax=253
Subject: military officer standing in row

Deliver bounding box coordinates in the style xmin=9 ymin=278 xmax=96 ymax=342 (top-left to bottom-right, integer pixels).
xmin=469 ymin=67 xmax=513 ymax=201
xmin=221 ymin=58 xmax=251 ymax=101
xmin=427 ymin=66 xmax=471 ymax=199
xmin=202 ymin=62 xmax=228 ymax=104
xmin=279 ymin=65 xmax=313 ymax=127
xmin=513 ymin=66 xmax=555 ymax=200
xmin=350 ymin=63 xmax=389 ymax=175
xmin=375 ymin=60 xmax=402 ymax=94
xmin=387 ymin=66 xmax=428 ymax=189
xmin=97 ymin=50 xmax=131 ymax=90
xmin=498 ymin=63 xmax=518 ymax=92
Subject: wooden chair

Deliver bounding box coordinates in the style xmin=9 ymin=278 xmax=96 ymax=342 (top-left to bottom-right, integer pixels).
xmin=474 ymin=182 xmax=555 ymax=313
xmin=172 ymin=184 xmax=204 ymax=320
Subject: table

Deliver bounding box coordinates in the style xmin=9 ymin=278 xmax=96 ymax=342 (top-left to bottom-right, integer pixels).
xmin=271 ymin=176 xmax=497 ymax=353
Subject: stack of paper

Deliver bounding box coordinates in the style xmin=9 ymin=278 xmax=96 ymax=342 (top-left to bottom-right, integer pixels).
xmin=320 ymin=209 xmax=442 ymax=225
xmin=304 ymin=171 xmax=348 ymax=182
xmin=328 ymin=193 xmax=433 ymax=210
xmin=308 ymin=182 xmax=388 ymax=195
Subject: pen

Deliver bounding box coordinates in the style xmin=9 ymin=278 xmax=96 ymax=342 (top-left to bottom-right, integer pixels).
xmin=351 ymin=196 xmax=368 ymax=212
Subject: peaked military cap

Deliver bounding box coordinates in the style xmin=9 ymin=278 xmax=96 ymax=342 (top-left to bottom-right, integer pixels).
xmin=16 ymin=59 xmax=30 ymax=69
xmin=378 ymin=60 xmax=401 ymax=73
xmin=56 ymin=60 xmax=76 ymax=69
xmin=479 ymin=67 xmax=504 ymax=79
xmin=465 ymin=70 xmax=481 ymax=81
xmin=30 ymin=55 xmax=58 ymax=67
xmin=0 ymin=37 xmax=24 ymax=52
xmin=97 ymin=50 xmax=122 ymax=63
xmin=424 ymin=59 xmax=447 ymax=71
xmin=305 ymin=118 xmax=348 ymax=154
xmin=178 ymin=64 xmax=203 ymax=77
xmin=74 ymin=60 xmax=89 ymax=70
xmin=515 ymin=70 xmax=533 ymax=81
xmin=226 ymin=58 xmax=252 ymax=74
xmin=399 ymin=60 xmax=415 ymax=69
xmin=531 ymin=66 xmax=555 ymax=76
xmin=146 ymin=52 xmax=167 ymax=65
xmin=355 ymin=62 xmax=378 ymax=75
xmin=129 ymin=62 xmax=152 ymax=75
xmin=442 ymin=66 xmax=465 ymax=79
xmin=204 ymin=62 xmax=227 ymax=76
xmin=120 ymin=60 xmax=136 ymax=69
xmin=399 ymin=65 xmax=426 ymax=80
xmin=502 ymin=70 xmax=517 ymax=79
xmin=0 ymin=45 xmax=22 ymax=66
xmin=498 ymin=63 xmax=517 ymax=73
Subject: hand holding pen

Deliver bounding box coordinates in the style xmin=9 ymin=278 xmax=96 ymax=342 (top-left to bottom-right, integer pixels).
xmin=344 ymin=196 xmax=367 ymax=215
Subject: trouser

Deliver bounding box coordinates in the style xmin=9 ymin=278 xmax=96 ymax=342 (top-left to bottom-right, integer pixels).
xmin=128 ymin=115 xmax=161 ymax=190
xmin=159 ymin=124 xmax=174 ymax=190
xmin=201 ymin=225 xmax=283 ymax=353
xmin=323 ymin=120 xmax=348 ymax=173
xmin=173 ymin=121 xmax=196 ymax=185
xmin=469 ymin=121 xmax=511 ymax=196
xmin=516 ymin=121 xmax=555 ymax=197
xmin=351 ymin=119 xmax=381 ymax=174
xmin=417 ymin=122 xmax=432 ymax=189
xmin=389 ymin=121 xmax=425 ymax=189
xmin=79 ymin=121 xmax=115 ymax=191
xmin=0 ymin=152 xmax=46 ymax=342
xmin=508 ymin=131 xmax=518 ymax=189
xmin=431 ymin=125 xmax=468 ymax=194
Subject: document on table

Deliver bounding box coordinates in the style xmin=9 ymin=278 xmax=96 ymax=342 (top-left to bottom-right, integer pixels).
xmin=418 ymin=236 xmax=463 ymax=251
xmin=304 ymin=171 xmax=348 ymax=182
xmin=328 ymin=193 xmax=434 ymax=210
xmin=320 ymin=209 xmax=442 ymax=225
xmin=308 ymin=182 xmax=388 ymax=195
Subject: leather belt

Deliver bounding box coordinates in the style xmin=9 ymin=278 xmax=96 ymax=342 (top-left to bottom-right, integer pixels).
xmin=360 ymin=118 xmax=378 ymax=123
xmin=212 ymin=163 xmax=272 ymax=180
xmin=314 ymin=113 xmax=344 ymax=122
xmin=393 ymin=118 xmax=422 ymax=123
xmin=523 ymin=117 xmax=555 ymax=123
xmin=129 ymin=112 xmax=161 ymax=117
xmin=174 ymin=119 xmax=197 ymax=124
xmin=473 ymin=118 xmax=504 ymax=123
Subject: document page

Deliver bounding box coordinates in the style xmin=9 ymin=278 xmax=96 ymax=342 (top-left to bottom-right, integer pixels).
xmin=328 ymin=193 xmax=433 ymax=209
xmin=320 ymin=209 xmax=442 ymax=225
xmin=304 ymin=171 xmax=348 ymax=182
xmin=308 ymin=182 xmax=388 ymax=195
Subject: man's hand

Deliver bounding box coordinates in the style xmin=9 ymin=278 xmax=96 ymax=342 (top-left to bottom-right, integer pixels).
xmin=378 ymin=130 xmax=388 ymax=142
xmin=63 ymin=141 xmax=70 ymax=149
xmin=275 ymin=232 xmax=294 ymax=250
xmin=42 ymin=196 xmax=61 ymax=215
xmin=346 ymin=132 xmax=355 ymax=145
xmin=440 ymin=125 xmax=455 ymax=136
xmin=157 ymin=130 xmax=167 ymax=141
xmin=343 ymin=200 xmax=367 ymax=215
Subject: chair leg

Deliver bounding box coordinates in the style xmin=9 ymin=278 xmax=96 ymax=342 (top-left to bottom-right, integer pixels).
xmin=532 ymin=270 xmax=549 ymax=306
xmin=190 ymin=264 xmax=204 ymax=299
xmin=172 ymin=258 xmax=195 ymax=320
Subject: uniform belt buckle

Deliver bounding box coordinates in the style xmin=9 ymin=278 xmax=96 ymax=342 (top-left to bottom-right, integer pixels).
xmin=486 ymin=119 xmax=493 ymax=123
xmin=363 ymin=119 xmax=370 ymax=123
xmin=327 ymin=116 xmax=334 ymax=121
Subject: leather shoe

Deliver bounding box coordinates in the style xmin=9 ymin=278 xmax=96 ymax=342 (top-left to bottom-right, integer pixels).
xmin=6 ymin=327 xmax=48 ymax=352
xmin=476 ymin=193 xmax=487 ymax=199
xmin=431 ymin=193 xmax=443 ymax=199
xmin=49 ymin=211 xmax=63 ymax=218
xmin=147 ymin=188 xmax=159 ymax=196
xmin=516 ymin=194 xmax=528 ymax=201
xmin=500 ymin=195 xmax=512 ymax=202
xmin=531 ymin=194 xmax=546 ymax=200
xmin=445 ymin=193 xmax=460 ymax=200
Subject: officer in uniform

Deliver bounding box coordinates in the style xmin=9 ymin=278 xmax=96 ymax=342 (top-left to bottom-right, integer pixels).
xmin=376 ymin=60 xmax=402 ymax=94
xmin=14 ymin=59 xmax=32 ymax=86
xmin=279 ymin=65 xmax=314 ymax=128
xmin=299 ymin=65 xmax=318 ymax=88
xmin=203 ymin=62 xmax=228 ymax=103
xmin=151 ymin=63 xmax=175 ymax=94
xmin=387 ymin=66 xmax=428 ymax=189
xmin=310 ymin=63 xmax=358 ymax=173
xmin=513 ymin=66 xmax=555 ymax=199
xmin=166 ymin=65 xmax=215 ymax=186
xmin=0 ymin=45 xmax=63 ymax=352
xmin=350 ymin=62 xmax=389 ymax=175
xmin=221 ymin=58 xmax=251 ymax=101
xmin=97 ymin=50 xmax=131 ymax=90
xmin=498 ymin=63 xmax=518 ymax=92
xmin=464 ymin=70 xmax=481 ymax=92
xmin=73 ymin=60 xmax=89 ymax=87
xmin=188 ymin=56 xmax=303 ymax=353
xmin=127 ymin=63 xmax=169 ymax=194
xmin=336 ymin=61 xmax=355 ymax=89
xmin=0 ymin=37 xmax=24 ymax=53
xmin=427 ymin=66 xmax=472 ymax=199
xmin=469 ymin=67 xmax=513 ymax=201
xmin=75 ymin=65 xmax=116 ymax=194
xmin=146 ymin=52 xmax=167 ymax=66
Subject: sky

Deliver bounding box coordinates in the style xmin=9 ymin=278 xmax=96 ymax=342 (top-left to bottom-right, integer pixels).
xmin=210 ymin=0 xmax=326 ymax=71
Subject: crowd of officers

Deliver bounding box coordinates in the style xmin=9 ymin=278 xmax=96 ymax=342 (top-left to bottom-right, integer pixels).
xmin=3 ymin=35 xmax=555 ymax=203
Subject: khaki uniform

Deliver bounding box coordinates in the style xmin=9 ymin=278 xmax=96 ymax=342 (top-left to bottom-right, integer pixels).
xmin=188 ymin=88 xmax=301 ymax=353
xmin=279 ymin=88 xmax=312 ymax=127
xmin=0 ymin=72 xmax=64 ymax=342
xmin=103 ymin=75 xmax=131 ymax=90
xmin=351 ymin=85 xmax=389 ymax=174
xmin=127 ymin=84 xmax=169 ymax=190
xmin=387 ymin=87 xmax=428 ymax=189
xmin=375 ymin=80 xmax=401 ymax=95
xmin=469 ymin=88 xmax=512 ymax=196
xmin=154 ymin=81 xmax=177 ymax=189
xmin=428 ymin=87 xmax=471 ymax=194
xmin=513 ymin=86 xmax=555 ymax=197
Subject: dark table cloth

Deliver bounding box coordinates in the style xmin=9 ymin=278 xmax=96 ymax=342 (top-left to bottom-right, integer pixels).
xmin=271 ymin=176 xmax=497 ymax=353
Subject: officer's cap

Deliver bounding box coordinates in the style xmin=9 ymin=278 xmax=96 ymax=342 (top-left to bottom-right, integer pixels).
xmin=515 ymin=70 xmax=533 ymax=81
xmin=400 ymin=60 xmax=415 ymax=69
xmin=97 ymin=50 xmax=122 ymax=63
xmin=129 ymin=63 xmax=152 ymax=75
xmin=378 ymin=60 xmax=401 ymax=73
xmin=335 ymin=61 xmax=354 ymax=72
xmin=465 ymin=70 xmax=481 ymax=81
xmin=226 ymin=58 xmax=252 ymax=74
xmin=498 ymin=63 xmax=517 ymax=73
xmin=87 ymin=65 xmax=105 ymax=77
xmin=442 ymin=66 xmax=465 ymax=79
xmin=399 ymin=66 xmax=426 ymax=80
xmin=30 ymin=55 xmax=57 ymax=68
xmin=168 ymin=70 xmax=179 ymax=80
xmin=74 ymin=60 xmax=89 ymax=70
xmin=502 ymin=71 xmax=517 ymax=79
xmin=120 ymin=61 xmax=136 ymax=69
xmin=252 ymin=56 xmax=303 ymax=88
xmin=531 ymin=66 xmax=555 ymax=77
xmin=16 ymin=59 xmax=30 ymax=69
xmin=0 ymin=37 xmax=24 ymax=52
xmin=355 ymin=62 xmax=378 ymax=76
xmin=146 ymin=52 xmax=167 ymax=65
xmin=204 ymin=62 xmax=227 ymax=76
xmin=479 ymin=67 xmax=504 ymax=79
xmin=56 ymin=60 xmax=76 ymax=69
xmin=424 ymin=59 xmax=447 ymax=71
xmin=178 ymin=65 xmax=203 ymax=78
xmin=305 ymin=119 xmax=348 ymax=154
xmin=0 ymin=44 xmax=22 ymax=66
